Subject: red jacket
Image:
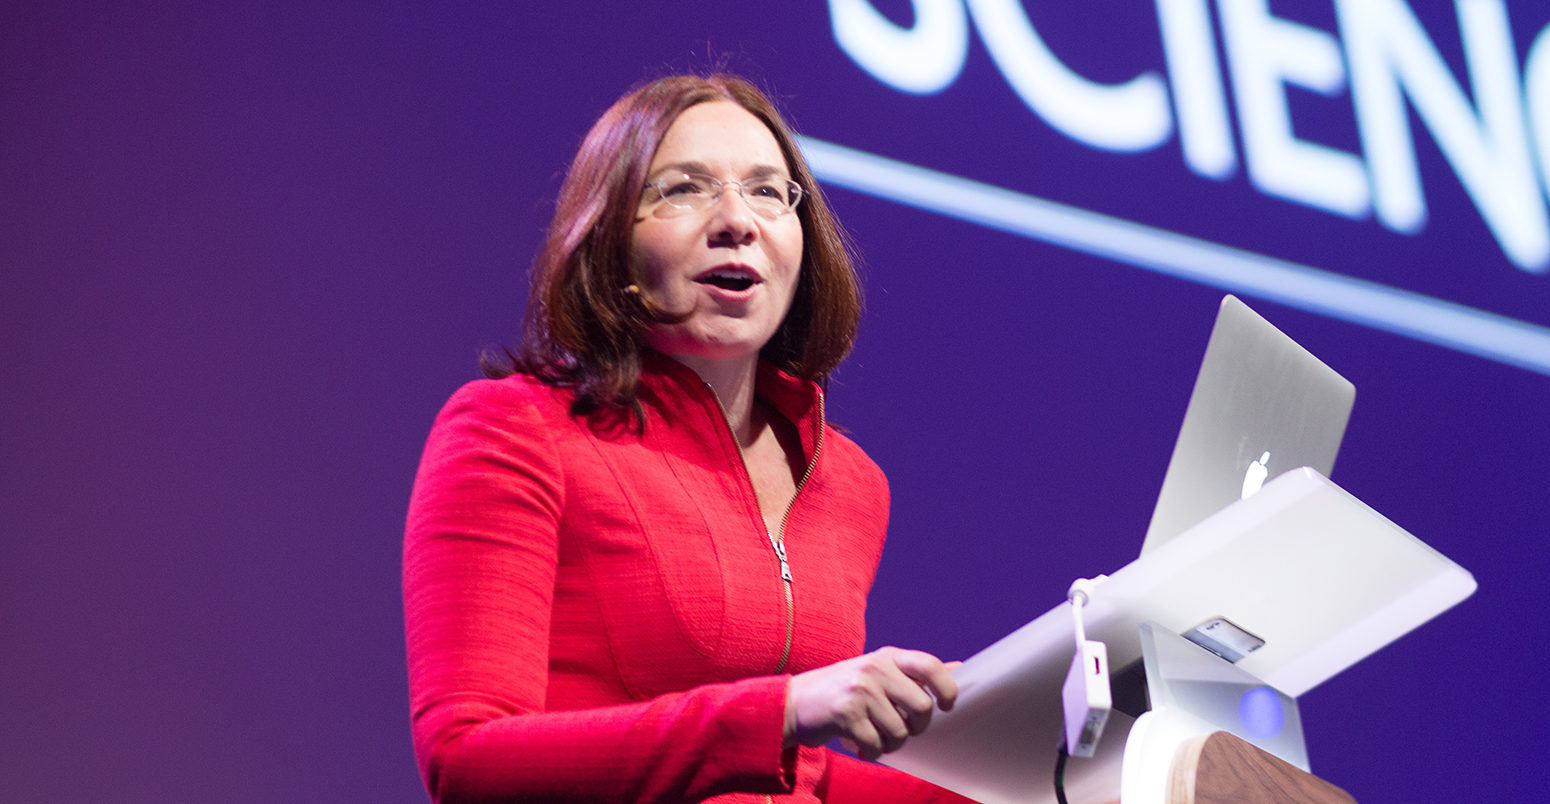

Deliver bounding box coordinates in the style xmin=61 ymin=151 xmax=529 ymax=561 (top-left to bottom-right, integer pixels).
xmin=404 ymin=354 xmax=971 ymax=803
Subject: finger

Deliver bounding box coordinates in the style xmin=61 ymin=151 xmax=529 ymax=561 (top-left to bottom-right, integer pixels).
xmin=871 ymin=655 xmax=940 ymax=731
xmin=856 ymin=650 xmax=941 ymax=738
xmin=872 ymin=665 xmax=937 ymax=736
xmin=889 ymin=649 xmax=960 ymax=712
xmin=863 ymin=681 xmax=915 ymax=751
xmin=894 ymin=698 xmax=935 ymax=738
xmin=847 ymin=718 xmax=886 ymax=761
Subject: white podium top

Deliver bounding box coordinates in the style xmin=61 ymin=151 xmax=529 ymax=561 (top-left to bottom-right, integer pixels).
xmin=882 ymin=467 xmax=1476 ymax=804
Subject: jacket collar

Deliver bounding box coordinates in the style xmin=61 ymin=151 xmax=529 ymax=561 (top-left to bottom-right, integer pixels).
xmin=640 ymin=350 xmax=825 ymax=463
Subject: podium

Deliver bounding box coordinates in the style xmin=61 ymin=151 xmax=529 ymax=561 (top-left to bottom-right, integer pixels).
xmin=1064 ymin=722 xmax=1358 ymax=804
xmin=880 ymin=468 xmax=1476 ymax=803
xmin=1097 ymin=622 xmax=1347 ymax=803
xmin=1167 ymin=731 xmax=1355 ymax=804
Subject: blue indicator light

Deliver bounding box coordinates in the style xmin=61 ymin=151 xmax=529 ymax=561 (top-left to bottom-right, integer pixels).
xmin=1238 ymin=686 xmax=1285 ymax=740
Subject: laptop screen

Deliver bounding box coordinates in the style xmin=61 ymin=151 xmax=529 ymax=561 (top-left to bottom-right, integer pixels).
xmin=1141 ymin=296 xmax=1355 ymax=554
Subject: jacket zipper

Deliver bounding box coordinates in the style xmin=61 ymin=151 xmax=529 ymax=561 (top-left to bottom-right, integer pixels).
xmin=708 ymin=385 xmax=824 ymax=804
xmin=769 ymin=391 xmax=822 ymax=674
xmin=707 ymin=385 xmax=825 ymax=676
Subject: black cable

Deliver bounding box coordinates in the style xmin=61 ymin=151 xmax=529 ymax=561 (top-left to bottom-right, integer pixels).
xmin=1053 ymin=742 xmax=1070 ymax=804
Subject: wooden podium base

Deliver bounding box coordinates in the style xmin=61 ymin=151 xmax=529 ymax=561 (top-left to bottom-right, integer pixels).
xmin=1167 ymin=731 xmax=1356 ymax=804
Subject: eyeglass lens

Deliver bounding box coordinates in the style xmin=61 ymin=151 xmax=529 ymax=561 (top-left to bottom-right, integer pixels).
xmin=649 ymin=173 xmax=801 ymax=214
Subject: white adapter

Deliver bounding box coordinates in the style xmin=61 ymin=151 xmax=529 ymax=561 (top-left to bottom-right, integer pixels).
xmin=1061 ymin=576 xmax=1112 ymax=758
xmin=1061 ymin=638 xmax=1111 ymax=757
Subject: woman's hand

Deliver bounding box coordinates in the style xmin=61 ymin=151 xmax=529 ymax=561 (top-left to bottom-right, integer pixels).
xmin=783 ymin=647 xmax=958 ymax=760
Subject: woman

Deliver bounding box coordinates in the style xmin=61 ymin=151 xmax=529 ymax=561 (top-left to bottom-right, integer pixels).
xmin=404 ymin=74 xmax=970 ymax=803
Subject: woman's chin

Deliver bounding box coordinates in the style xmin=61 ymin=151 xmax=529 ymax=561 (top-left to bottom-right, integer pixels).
xmin=647 ymin=323 xmax=775 ymax=365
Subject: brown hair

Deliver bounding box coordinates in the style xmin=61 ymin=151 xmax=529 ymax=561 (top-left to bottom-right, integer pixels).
xmin=486 ymin=74 xmax=861 ymax=419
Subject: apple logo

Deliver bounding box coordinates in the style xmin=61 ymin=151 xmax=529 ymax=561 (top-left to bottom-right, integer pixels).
xmin=1241 ymin=451 xmax=1271 ymax=499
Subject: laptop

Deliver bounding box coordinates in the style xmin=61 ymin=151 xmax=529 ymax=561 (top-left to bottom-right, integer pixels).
xmin=1141 ymin=295 xmax=1355 ymax=554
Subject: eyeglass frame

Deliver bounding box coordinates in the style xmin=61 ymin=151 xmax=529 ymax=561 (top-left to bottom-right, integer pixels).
xmin=640 ymin=171 xmax=805 ymax=218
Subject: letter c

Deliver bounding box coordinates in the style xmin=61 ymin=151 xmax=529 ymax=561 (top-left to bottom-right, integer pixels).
xmin=829 ymin=0 xmax=970 ymax=95
xmin=965 ymin=0 xmax=1172 ymax=152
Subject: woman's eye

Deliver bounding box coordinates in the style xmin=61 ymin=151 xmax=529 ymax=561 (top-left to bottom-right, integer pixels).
xmin=663 ymin=181 xmax=705 ymax=196
xmin=748 ymin=183 xmax=784 ymax=200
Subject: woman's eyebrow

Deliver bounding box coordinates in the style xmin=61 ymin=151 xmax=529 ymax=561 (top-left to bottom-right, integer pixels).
xmin=652 ymin=160 xmax=711 ymax=176
xmin=650 ymin=161 xmax=789 ymax=179
xmin=740 ymin=164 xmax=788 ymax=179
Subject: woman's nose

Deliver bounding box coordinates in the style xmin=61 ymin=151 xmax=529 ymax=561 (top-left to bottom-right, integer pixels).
xmin=706 ymin=186 xmax=758 ymax=243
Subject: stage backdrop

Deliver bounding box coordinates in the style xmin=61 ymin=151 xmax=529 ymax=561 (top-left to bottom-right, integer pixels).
xmin=4 ymin=2 xmax=1546 ymax=801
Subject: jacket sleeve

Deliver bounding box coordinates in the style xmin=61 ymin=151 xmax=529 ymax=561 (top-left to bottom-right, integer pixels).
xmin=402 ymin=380 xmax=797 ymax=803
xmin=818 ymin=751 xmax=981 ymax=804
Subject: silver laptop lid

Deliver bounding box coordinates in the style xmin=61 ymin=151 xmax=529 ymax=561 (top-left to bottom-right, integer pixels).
xmin=1141 ymin=296 xmax=1355 ymax=554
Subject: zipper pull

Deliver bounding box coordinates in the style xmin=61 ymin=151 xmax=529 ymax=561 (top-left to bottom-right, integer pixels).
xmin=771 ymin=537 xmax=792 ymax=582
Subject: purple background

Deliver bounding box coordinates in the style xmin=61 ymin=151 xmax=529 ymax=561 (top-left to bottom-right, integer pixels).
xmin=4 ymin=3 xmax=1545 ymax=802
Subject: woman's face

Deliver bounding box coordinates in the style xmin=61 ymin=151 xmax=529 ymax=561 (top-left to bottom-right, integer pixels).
xmin=630 ymin=101 xmax=803 ymax=369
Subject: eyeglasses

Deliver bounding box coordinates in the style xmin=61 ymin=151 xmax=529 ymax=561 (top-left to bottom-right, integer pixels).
xmin=642 ymin=172 xmax=804 ymax=218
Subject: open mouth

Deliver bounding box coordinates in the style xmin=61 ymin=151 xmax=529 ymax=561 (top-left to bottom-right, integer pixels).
xmin=696 ymin=270 xmax=759 ymax=292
